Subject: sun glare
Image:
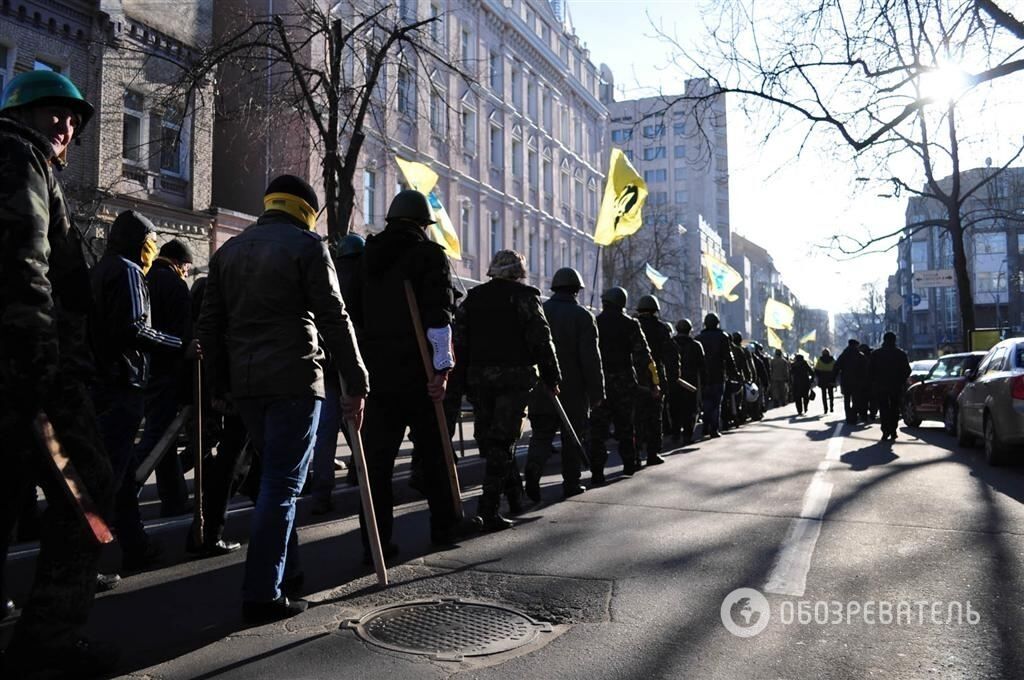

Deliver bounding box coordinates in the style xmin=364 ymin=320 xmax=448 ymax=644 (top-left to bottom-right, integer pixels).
xmin=919 ymin=63 xmax=972 ymax=103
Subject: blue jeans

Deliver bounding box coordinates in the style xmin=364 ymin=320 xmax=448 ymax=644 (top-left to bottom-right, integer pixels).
xmin=701 ymin=382 xmax=725 ymax=435
xmin=236 ymin=396 xmax=321 ymax=602
xmin=310 ymin=378 xmax=340 ymax=503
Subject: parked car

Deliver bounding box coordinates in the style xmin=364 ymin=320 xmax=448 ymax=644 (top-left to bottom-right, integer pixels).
xmin=908 ymin=359 xmax=937 ymax=386
xmin=956 ymin=338 xmax=1024 ymax=465
xmin=903 ymin=352 xmax=986 ymax=433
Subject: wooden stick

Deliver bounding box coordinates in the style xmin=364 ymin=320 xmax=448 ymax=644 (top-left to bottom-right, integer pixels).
xmin=403 ymin=280 xmax=464 ymax=519
xmin=134 ymin=406 xmax=193 ymax=488
xmin=191 ymin=357 xmax=205 ymax=548
xmin=339 ymin=376 xmax=388 ymax=586
xmin=33 ymin=413 xmax=114 ymax=544
xmin=549 ymin=391 xmax=591 ymax=469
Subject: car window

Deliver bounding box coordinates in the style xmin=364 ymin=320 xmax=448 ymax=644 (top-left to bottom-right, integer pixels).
xmin=963 ymin=355 xmax=982 ymax=372
xmin=1015 ymin=344 xmax=1024 ymax=370
xmin=976 ymin=350 xmax=995 ymax=375
xmin=945 ymin=356 xmax=966 ymax=377
xmin=929 ymin=359 xmax=950 ymax=379
xmin=983 ymin=348 xmax=1008 ymax=375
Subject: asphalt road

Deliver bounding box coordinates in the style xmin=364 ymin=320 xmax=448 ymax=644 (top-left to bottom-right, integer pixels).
xmin=4 ymin=404 xmax=1023 ymax=679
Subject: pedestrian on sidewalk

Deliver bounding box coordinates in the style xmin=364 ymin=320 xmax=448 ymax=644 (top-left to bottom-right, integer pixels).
xmin=791 ymin=354 xmax=815 ymax=416
xmin=0 ymin=69 xmax=118 ymax=678
xmin=590 ymin=287 xmax=653 ymax=480
xmin=770 ymin=349 xmax=790 ymax=407
xmin=835 ymin=339 xmax=867 ymax=423
xmin=814 ymin=349 xmax=837 ymax=414
xmin=198 ymin=174 xmax=368 ymax=623
xmin=869 ymin=332 xmax=912 ymax=441
xmin=696 ymin=313 xmax=735 ymax=438
xmin=670 ymin=319 xmax=705 ymax=444
xmin=525 ymin=267 xmax=604 ymax=502
xmin=635 ymin=295 xmax=675 ymax=466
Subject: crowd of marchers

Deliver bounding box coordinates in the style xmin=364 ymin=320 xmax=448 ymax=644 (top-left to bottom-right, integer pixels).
xmin=0 ymin=70 xmax=912 ymax=680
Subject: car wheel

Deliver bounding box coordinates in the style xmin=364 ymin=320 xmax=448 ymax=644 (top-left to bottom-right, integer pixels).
xmin=903 ymin=397 xmax=922 ymax=428
xmin=943 ymin=402 xmax=957 ymax=436
xmin=956 ymin=407 xmax=975 ymax=447
xmin=984 ymin=414 xmax=1006 ymax=466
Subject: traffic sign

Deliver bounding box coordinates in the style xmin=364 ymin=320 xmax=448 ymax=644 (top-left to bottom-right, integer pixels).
xmin=912 ymin=269 xmax=955 ymax=288
xmin=910 ymin=293 xmax=922 ymax=306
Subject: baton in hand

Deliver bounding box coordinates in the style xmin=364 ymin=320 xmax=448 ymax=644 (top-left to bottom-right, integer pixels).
xmin=549 ymin=391 xmax=591 ymax=469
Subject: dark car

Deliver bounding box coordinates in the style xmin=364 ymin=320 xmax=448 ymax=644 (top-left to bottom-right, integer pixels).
xmin=902 ymin=352 xmax=986 ymax=433
xmin=956 ymin=338 xmax=1024 ymax=465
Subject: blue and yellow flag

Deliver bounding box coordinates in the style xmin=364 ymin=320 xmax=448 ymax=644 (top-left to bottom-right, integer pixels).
xmin=767 ymin=327 xmax=784 ymax=350
xmin=765 ymin=298 xmax=795 ymax=330
xmin=594 ymin=148 xmax=648 ymax=246
xmin=798 ymin=329 xmax=817 ymax=344
xmin=703 ymin=254 xmax=742 ymax=301
xmin=645 ymin=262 xmax=668 ymax=290
xmin=395 ymin=156 xmax=461 ymax=260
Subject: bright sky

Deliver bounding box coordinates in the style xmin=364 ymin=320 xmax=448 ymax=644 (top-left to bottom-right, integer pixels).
xmin=569 ymin=0 xmax=910 ymax=314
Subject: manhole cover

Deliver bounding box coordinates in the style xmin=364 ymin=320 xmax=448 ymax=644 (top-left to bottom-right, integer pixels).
xmin=343 ymin=598 xmax=553 ymax=661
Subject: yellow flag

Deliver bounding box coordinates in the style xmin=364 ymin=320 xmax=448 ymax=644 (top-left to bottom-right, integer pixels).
xmin=703 ymin=253 xmax=742 ymax=302
xmin=765 ymin=298 xmax=794 ymax=330
xmin=767 ymin=327 xmax=784 ymax=350
xmin=799 ymin=329 xmax=817 ymax=344
xmin=395 ymin=156 xmax=461 ymax=260
xmin=593 ymin=148 xmax=648 ymax=246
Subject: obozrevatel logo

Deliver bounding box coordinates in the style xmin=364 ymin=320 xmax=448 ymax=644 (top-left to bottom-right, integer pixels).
xmin=720 ymin=588 xmax=771 ymax=638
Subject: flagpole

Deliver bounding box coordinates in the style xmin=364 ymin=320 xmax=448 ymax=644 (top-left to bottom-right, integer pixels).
xmin=589 ymin=245 xmax=601 ymax=309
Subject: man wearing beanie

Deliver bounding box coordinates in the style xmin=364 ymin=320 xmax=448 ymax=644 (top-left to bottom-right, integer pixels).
xmin=197 ymin=174 xmax=368 ymax=623
xmin=90 ymin=210 xmax=188 ymax=574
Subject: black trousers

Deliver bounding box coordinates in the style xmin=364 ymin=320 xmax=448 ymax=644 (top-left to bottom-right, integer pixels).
xmin=876 ymin=388 xmax=902 ymax=435
xmin=358 ymin=390 xmax=457 ymax=548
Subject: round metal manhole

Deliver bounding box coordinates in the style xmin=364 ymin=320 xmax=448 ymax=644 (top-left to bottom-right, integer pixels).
xmin=343 ymin=598 xmax=553 ymax=661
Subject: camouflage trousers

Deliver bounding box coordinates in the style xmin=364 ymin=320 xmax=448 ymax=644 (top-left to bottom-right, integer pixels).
xmin=634 ymin=386 xmax=664 ymax=459
xmin=469 ymin=374 xmax=533 ymax=517
xmin=589 ymin=371 xmax=638 ymax=474
xmin=0 ymin=377 xmax=113 ymax=651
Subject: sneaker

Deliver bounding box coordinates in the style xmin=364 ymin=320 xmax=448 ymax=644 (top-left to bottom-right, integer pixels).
xmin=96 ymin=572 xmax=121 ymax=593
xmin=242 ymin=596 xmax=309 ymax=624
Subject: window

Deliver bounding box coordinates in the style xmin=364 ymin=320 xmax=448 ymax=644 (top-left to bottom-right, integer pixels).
xmin=397 ymin=67 xmax=416 ymax=115
xmin=928 ymin=358 xmax=952 ymax=379
xmin=560 ymin=240 xmax=569 ymax=267
xmin=0 ymin=45 xmax=10 ymax=92
xmin=363 ymin=170 xmax=376 ymax=224
xmin=461 ymin=29 xmax=472 ymax=62
xmin=673 ymin=121 xmax=686 ymax=136
xmin=527 ymin=79 xmax=537 ymax=119
xmin=399 ymin=0 xmax=417 ymax=22
xmin=643 ymin=169 xmax=667 ymax=183
xmin=560 ymin=107 xmax=569 ymax=142
xmin=489 ymin=51 xmax=502 ymax=92
xmin=430 ymin=91 xmax=445 ymax=134
xmin=642 ymin=123 xmax=664 ymax=138
xmin=975 ymin=232 xmax=1007 ymax=255
xmin=430 ymin=4 xmax=443 ymax=42
xmin=511 ymin=66 xmax=521 ymax=107
xmin=461 ymin=107 xmax=477 ymax=152
xmin=528 ymin=229 xmax=537 ymax=270
xmin=674 ymin=189 xmax=688 ymax=205
xmin=159 ymin=105 xmax=187 ymax=176
xmin=489 ymin=125 xmax=503 ymax=168
xmin=588 ymin=182 xmax=597 ymax=217
xmin=574 ymin=118 xmax=582 ymax=152
xmin=675 ymin=165 xmax=687 ymax=180
xmin=542 ymin=157 xmax=553 ymax=197
xmin=611 ymin=128 xmax=633 ymax=143
xmin=33 ymin=59 xmax=60 ymax=73
xmin=643 ymin=146 xmax=666 ymax=161
xmin=490 ymin=212 xmax=502 ymax=254
xmin=460 ymin=204 xmax=473 ymax=252
xmin=122 ymin=91 xmax=145 ymax=163
xmin=511 ymin=139 xmax=523 ymax=177
xmin=560 ymin=171 xmax=570 ymax=205
xmin=574 ymin=177 xmax=584 ymax=212
xmin=674 ymin=145 xmax=686 ymax=159
xmin=527 ymin=149 xmax=538 ymax=188
xmin=542 ymin=89 xmax=552 ymax=130
xmin=651 ymin=191 xmax=668 ymax=205
xmin=513 ymin=222 xmax=522 ymax=252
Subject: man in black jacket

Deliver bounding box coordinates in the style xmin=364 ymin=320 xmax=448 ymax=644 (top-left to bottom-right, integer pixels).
xmin=460 ymin=251 xmax=560 ymax=528
xmin=0 ymin=69 xmax=117 ymax=677
xmin=348 ymin=189 xmax=474 ymax=551
xmin=869 ymin=332 xmax=912 ymax=440
xmin=635 ymin=295 xmax=677 ymax=465
xmin=525 ymin=267 xmax=604 ymax=501
xmin=670 ymin=319 xmax=706 ymax=444
xmin=133 ymin=239 xmax=194 ymax=518
xmin=696 ymin=313 xmax=736 ymax=438
xmin=91 ymin=210 xmax=186 ymax=573
xmin=835 ymin=339 xmax=867 ymax=424
xmin=198 ymin=175 xmax=367 ymax=623
xmin=590 ymin=287 xmax=656 ymax=480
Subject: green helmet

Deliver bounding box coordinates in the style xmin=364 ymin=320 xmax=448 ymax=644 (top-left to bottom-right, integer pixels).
xmin=550 ymin=267 xmax=585 ymax=291
xmin=0 ymin=71 xmax=94 ymax=130
xmin=637 ymin=294 xmax=660 ymax=313
xmin=601 ymin=286 xmax=628 ymax=308
xmin=386 ymin=189 xmax=436 ymax=225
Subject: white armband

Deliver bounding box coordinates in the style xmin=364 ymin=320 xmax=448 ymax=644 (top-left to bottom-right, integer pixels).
xmin=426 ymin=325 xmax=455 ymax=371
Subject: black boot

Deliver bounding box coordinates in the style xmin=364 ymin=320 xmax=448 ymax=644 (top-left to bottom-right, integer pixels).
xmin=478 ymin=492 xmax=513 ymax=532
xmin=524 ymin=466 xmax=542 ymax=503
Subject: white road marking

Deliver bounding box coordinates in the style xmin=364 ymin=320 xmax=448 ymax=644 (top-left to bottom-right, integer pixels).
xmin=764 ymin=422 xmax=843 ymax=596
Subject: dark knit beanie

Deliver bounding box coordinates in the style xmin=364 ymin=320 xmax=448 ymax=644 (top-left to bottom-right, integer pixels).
xmin=158 ymin=238 xmax=193 ymax=264
xmin=264 ymin=174 xmax=319 ymax=211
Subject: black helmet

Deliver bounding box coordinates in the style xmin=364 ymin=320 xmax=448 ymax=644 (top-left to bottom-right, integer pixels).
xmin=675 ymin=318 xmax=692 ymax=334
xmin=703 ymin=312 xmax=720 ymax=329
xmin=637 ymin=295 xmax=660 ymax=313
xmin=551 ymin=267 xmax=585 ymax=292
xmin=336 ymin=232 xmax=365 ymax=258
xmin=386 ymin=189 xmax=436 ymax=225
xmin=731 ymin=331 xmax=743 ymax=344
xmin=601 ymin=286 xmax=628 ymax=308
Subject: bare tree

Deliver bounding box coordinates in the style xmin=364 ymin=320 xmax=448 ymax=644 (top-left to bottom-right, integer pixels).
xmin=656 ymin=0 xmax=1024 ymax=342
xmin=176 ymin=0 xmax=471 ymax=241
xmin=836 ymin=282 xmax=886 ymax=347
